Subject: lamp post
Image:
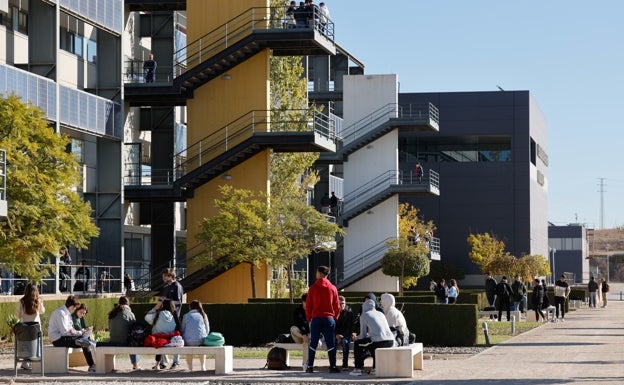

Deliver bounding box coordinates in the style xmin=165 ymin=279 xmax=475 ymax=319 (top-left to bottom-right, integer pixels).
xmin=605 ymin=244 xmax=610 ymax=283
xmin=549 ymin=247 xmax=556 ymax=284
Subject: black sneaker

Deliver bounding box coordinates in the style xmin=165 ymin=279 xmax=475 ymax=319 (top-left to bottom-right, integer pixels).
xmin=341 ymin=364 xmax=349 ymax=370
xmin=329 ymin=366 xmax=341 ymax=373
xmin=170 ymin=362 xmax=180 ymax=369
xmin=305 ymin=366 xmax=314 ymax=373
xmin=159 ymin=363 xmax=167 ymax=369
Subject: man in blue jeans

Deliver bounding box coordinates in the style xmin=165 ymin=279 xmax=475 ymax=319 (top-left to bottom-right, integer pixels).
xmin=305 ymin=266 xmax=341 ymax=373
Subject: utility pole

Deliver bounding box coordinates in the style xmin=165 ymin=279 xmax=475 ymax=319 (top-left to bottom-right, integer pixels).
xmin=598 ymin=178 xmax=606 ymax=229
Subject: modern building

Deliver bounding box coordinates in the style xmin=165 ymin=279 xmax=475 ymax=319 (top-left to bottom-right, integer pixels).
xmin=548 ymin=223 xmax=590 ymax=284
xmin=397 ymin=91 xmax=549 ymax=286
xmin=1 ymin=0 xmax=124 ymax=270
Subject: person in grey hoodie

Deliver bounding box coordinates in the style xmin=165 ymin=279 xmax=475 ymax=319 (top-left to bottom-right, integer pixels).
xmin=349 ymin=299 xmax=395 ymax=376
xmin=380 ymin=293 xmax=411 ymax=346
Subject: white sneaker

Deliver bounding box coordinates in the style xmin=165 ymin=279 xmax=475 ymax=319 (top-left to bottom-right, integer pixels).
xmin=350 ymin=369 xmax=362 ymax=376
xmin=302 ymin=363 xmax=308 ymax=372
xmin=21 ymin=361 xmax=32 ymax=370
xmin=88 ymin=365 xmax=97 ymax=373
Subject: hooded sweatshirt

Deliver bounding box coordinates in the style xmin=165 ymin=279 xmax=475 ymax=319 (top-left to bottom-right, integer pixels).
xmin=306 ymin=276 xmax=340 ymax=321
xmin=380 ymin=293 xmax=410 ymax=345
xmin=145 ymin=309 xmax=177 ymax=334
xmin=355 ymin=300 xmax=395 ymax=343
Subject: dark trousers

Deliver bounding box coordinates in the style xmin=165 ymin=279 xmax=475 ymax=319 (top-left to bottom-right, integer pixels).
xmin=52 ymin=336 xmax=94 ymax=366
xmin=353 ymin=338 xmax=394 ymax=369
xmin=554 ymin=296 xmax=566 ymax=318
xmin=498 ymin=297 xmax=511 ymax=321
xmin=533 ymin=302 xmax=545 ymax=321
xmin=307 ymin=317 xmax=336 ymax=369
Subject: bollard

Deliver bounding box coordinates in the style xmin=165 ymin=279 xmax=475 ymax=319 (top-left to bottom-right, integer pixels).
xmin=511 ymin=315 xmax=516 ymax=335
xmin=482 ymin=322 xmax=490 ymax=346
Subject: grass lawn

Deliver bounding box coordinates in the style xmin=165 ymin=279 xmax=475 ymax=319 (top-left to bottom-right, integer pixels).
xmin=476 ymin=320 xmax=543 ymax=345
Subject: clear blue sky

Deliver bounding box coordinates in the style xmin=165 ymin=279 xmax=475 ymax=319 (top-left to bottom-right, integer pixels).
xmin=326 ymin=1 xmax=624 ymax=229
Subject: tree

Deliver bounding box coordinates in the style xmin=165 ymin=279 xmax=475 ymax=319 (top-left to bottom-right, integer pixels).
xmin=513 ymin=254 xmax=550 ymax=282
xmin=381 ymin=203 xmax=435 ymax=296
xmin=467 ymin=232 xmax=511 ymax=275
xmin=0 ymin=95 xmax=99 ymax=281
xmin=195 ymin=185 xmax=277 ymax=299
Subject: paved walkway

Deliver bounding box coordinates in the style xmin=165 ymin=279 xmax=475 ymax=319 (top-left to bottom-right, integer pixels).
xmin=1 ymin=301 xmax=623 ymax=384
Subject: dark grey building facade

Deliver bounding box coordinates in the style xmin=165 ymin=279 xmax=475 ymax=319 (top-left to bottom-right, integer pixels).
xmin=398 ymin=91 xmax=549 ymax=286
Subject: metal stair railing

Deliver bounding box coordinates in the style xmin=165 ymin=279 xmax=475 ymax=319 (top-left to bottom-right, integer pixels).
xmin=173 ymin=6 xmax=335 ymax=79
xmin=339 ymin=103 xmax=439 ymax=146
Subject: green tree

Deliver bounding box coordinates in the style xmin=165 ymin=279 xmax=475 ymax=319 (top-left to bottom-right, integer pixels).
xmin=195 ymin=185 xmax=277 ymax=299
xmin=512 ymin=254 xmax=550 ymax=281
xmin=0 ymin=95 xmax=99 ymax=281
xmin=381 ymin=203 xmax=435 ymax=296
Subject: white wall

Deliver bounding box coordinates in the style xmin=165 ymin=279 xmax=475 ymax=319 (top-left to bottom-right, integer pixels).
xmin=344 ymin=269 xmax=398 ymax=293
xmin=342 ymin=74 xmax=400 ymax=291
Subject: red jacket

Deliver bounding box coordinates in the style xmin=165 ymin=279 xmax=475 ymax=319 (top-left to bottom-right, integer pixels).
xmin=306 ymin=277 xmax=340 ymax=321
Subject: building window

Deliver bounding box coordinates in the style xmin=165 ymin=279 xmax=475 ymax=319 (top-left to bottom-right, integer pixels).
xmin=70 ymin=138 xmax=85 ymax=163
xmin=399 ymin=135 xmax=512 ymax=163
xmin=60 ymin=29 xmax=87 ymax=59
xmin=86 ymin=39 xmax=97 ymax=63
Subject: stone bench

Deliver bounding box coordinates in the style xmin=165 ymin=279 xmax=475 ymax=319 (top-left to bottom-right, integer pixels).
xmin=273 ymin=341 xmax=354 ymax=367
xmin=478 ymin=309 xmax=522 ymax=321
xmin=94 ymin=345 xmax=233 ymax=374
xmin=41 ymin=346 xmax=86 ymax=374
xmin=375 ymin=342 xmax=423 ymax=378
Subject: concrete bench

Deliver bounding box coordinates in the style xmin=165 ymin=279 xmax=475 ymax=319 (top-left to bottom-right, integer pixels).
xmin=41 ymin=346 xmax=86 ymax=374
xmin=375 ymin=342 xmax=423 ymax=378
xmin=478 ymin=309 xmax=522 ymax=321
xmin=94 ymin=345 xmax=233 ymax=374
xmin=273 ymin=341 xmax=354 ymax=367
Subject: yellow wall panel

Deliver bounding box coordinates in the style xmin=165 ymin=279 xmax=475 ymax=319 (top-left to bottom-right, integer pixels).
xmin=187 ymin=0 xmax=270 ymax=42
xmin=187 ymin=260 xmax=271 ymax=303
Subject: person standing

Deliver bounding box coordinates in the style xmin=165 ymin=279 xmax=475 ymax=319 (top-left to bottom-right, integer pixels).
xmin=318 ymin=2 xmax=330 ymax=33
xmin=587 ymin=276 xmax=599 ymax=308
xmin=511 ymin=275 xmax=527 ymax=312
xmin=485 ymin=272 xmax=497 ymax=308
xmin=143 ymin=53 xmax=157 ymax=83
xmin=159 ymin=267 xmax=184 ymax=368
xmin=329 ymin=192 xmax=338 ymax=216
xmin=59 ymin=247 xmax=72 ymax=292
xmin=305 ymin=265 xmax=341 ymax=374
xmin=48 ymin=295 xmax=96 ymax=373
xmin=414 ymin=162 xmax=424 ymax=182
xmin=74 ymin=260 xmax=90 ymax=293
xmin=435 ymin=279 xmax=448 ymax=304
xmin=349 ymin=299 xmax=395 ymax=376
xmin=553 ymin=274 xmax=570 ymax=321
xmin=601 ymin=278 xmax=610 ymax=308
xmin=531 ymin=278 xmax=546 ymax=322
xmin=16 ymin=283 xmax=45 ymax=370
xmin=447 ymin=279 xmax=460 ymax=304
xmin=335 ymin=295 xmax=354 ymax=369
xmin=124 ymin=273 xmax=134 ymax=294
xmin=495 ymin=276 xmax=513 ymax=321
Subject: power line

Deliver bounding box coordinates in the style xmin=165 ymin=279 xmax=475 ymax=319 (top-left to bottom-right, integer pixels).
xmin=598 ymin=178 xmax=607 ymax=229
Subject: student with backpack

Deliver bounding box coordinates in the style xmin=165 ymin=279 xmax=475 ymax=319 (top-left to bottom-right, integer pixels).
xmin=99 ymin=296 xmax=142 ymax=370
xmin=495 ymin=276 xmax=513 ymax=321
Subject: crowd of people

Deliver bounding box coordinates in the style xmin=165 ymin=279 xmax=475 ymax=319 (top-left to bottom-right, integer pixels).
xmin=284 ymin=0 xmax=330 ymax=33
xmin=15 ymin=267 xmax=200 ymax=373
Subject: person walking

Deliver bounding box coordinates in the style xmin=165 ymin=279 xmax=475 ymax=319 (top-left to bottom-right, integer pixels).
xmin=601 ymin=278 xmax=610 ymax=308
xmin=305 ymin=265 xmax=341 ymax=374
xmin=531 ymin=279 xmax=546 ymax=322
xmin=553 ymin=274 xmax=570 ymax=321
xmin=485 ymin=272 xmax=497 ymax=308
xmin=511 ymin=275 xmax=527 ymax=312
xmin=587 ymin=276 xmax=599 ymax=308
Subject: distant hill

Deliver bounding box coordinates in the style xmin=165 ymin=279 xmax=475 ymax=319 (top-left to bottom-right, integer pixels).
xmin=589 ymin=228 xmax=624 ymax=254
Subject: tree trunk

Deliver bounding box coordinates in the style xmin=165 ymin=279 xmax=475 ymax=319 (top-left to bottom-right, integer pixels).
xmin=287 ymin=262 xmax=295 ymax=304
xmin=399 ymin=273 xmax=404 ymax=297
xmin=249 ymin=263 xmax=257 ymax=298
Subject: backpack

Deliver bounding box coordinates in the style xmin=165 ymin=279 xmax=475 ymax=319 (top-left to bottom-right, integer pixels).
xmin=266 ymin=347 xmax=288 ymax=370
xmin=128 ymin=322 xmax=149 ymax=347
xmin=496 ymin=283 xmax=510 ymax=299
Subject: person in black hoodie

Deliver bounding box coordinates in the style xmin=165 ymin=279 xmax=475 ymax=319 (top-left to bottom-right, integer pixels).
xmin=495 ymin=276 xmax=513 ymax=321
xmin=532 ymin=278 xmax=546 ymax=322
xmin=335 ymin=296 xmax=354 ymax=369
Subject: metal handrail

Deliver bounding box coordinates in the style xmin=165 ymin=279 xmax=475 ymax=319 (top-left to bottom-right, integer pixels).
xmin=339 ymin=102 xmax=439 ymax=145
xmin=342 ymin=169 xmax=439 ymax=213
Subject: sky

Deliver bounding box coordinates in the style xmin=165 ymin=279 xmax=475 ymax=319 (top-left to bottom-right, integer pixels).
xmin=325 ymin=1 xmax=624 ymax=229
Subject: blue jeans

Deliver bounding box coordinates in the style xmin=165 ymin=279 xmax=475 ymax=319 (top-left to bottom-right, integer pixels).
xmin=339 ymin=335 xmax=351 ymax=367
xmin=308 ymin=317 xmax=336 ymax=369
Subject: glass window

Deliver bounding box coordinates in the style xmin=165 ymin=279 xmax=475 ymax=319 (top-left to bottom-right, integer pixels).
xmin=74 ymin=34 xmax=84 ymax=58
xmin=70 ymin=138 xmax=84 ymax=163
xmin=87 ymin=39 xmax=97 ymax=63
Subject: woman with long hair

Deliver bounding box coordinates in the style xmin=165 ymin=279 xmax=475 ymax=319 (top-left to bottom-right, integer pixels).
xmin=16 ymin=282 xmax=45 ymax=370
xmin=181 ymin=300 xmax=210 ymax=371
xmin=447 ymin=279 xmax=460 ymax=304
xmin=145 ymin=298 xmax=180 ymax=370
xmin=100 ymin=296 xmax=141 ymax=369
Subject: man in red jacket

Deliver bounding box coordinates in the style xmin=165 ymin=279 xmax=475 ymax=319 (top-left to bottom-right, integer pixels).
xmin=305 ymin=265 xmax=341 ymax=373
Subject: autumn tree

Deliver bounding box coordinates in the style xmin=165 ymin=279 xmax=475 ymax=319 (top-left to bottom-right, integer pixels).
xmin=381 ymin=203 xmax=435 ymax=296
xmin=467 ymin=232 xmax=511 ymax=275
xmin=195 ymin=185 xmax=277 ymax=299
xmin=0 ymin=95 xmax=99 ymax=281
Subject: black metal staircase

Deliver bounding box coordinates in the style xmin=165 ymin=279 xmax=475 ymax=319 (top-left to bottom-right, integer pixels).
xmin=125 ymin=6 xmax=336 ymax=106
